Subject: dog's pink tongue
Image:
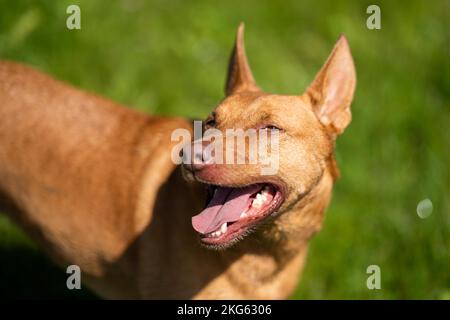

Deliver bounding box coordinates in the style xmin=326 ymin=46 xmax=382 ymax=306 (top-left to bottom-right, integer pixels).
xmin=192 ymin=185 xmax=261 ymax=234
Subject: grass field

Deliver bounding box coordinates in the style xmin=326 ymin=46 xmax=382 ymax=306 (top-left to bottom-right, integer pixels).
xmin=0 ymin=0 xmax=449 ymax=299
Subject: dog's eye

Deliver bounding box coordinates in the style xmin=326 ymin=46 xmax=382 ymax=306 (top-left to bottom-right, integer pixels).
xmin=261 ymin=125 xmax=282 ymax=132
xmin=205 ymin=115 xmax=216 ymax=128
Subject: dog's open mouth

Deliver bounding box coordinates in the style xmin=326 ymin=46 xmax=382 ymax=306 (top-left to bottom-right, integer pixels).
xmin=191 ymin=183 xmax=284 ymax=247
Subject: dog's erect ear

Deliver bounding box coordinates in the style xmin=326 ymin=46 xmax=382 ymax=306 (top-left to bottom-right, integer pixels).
xmin=304 ymin=35 xmax=356 ymax=136
xmin=225 ymin=23 xmax=260 ymax=96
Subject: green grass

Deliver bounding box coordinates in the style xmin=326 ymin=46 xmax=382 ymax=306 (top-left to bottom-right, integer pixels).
xmin=0 ymin=0 xmax=449 ymax=299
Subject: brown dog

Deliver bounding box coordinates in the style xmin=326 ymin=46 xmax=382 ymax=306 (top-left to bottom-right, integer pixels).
xmin=0 ymin=24 xmax=355 ymax=299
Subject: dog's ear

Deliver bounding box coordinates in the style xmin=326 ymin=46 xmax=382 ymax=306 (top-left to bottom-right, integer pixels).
xmin=225 ymin=23 xmax=260 ymax=96
xmin=304 ymin=35 xmax=356 ymax=137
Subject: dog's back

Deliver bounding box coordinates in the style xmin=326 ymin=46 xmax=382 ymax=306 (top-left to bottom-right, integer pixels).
xmin=0 ymin=60 xmax=198 ymax=297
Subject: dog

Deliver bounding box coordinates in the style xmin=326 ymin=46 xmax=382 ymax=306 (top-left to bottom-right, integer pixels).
xmin=0 ymin=23 xmax=356 ymax=299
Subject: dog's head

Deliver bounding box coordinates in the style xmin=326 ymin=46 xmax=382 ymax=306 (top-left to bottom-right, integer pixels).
xmin=183 ymin=24 xmax=356 ymax=249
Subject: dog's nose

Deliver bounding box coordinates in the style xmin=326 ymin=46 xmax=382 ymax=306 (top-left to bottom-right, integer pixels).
xmin=193 ymin=148 xmax=204 ymax=164
xmin=184 ymin=140 xmax=213 ymax=171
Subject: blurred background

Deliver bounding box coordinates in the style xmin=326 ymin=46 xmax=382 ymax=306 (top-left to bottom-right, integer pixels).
xmin=0 ymin=0 xmax=449 ymax=299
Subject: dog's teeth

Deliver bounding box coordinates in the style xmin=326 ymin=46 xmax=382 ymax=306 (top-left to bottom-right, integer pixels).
xmin=240 ymin=212 xmax=248 ymax=218
xmin=252 ymin=198 xmax=262 ymax=209
xmin=254 ymin=200 xmax=262 ymax=208
xmin=221 ymin=223 xmax=227 ymax=233
xmin=261 ymin=193 xmax=268 ymax=202
xmin=256 ymin=193 xmax=262 ymax=201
